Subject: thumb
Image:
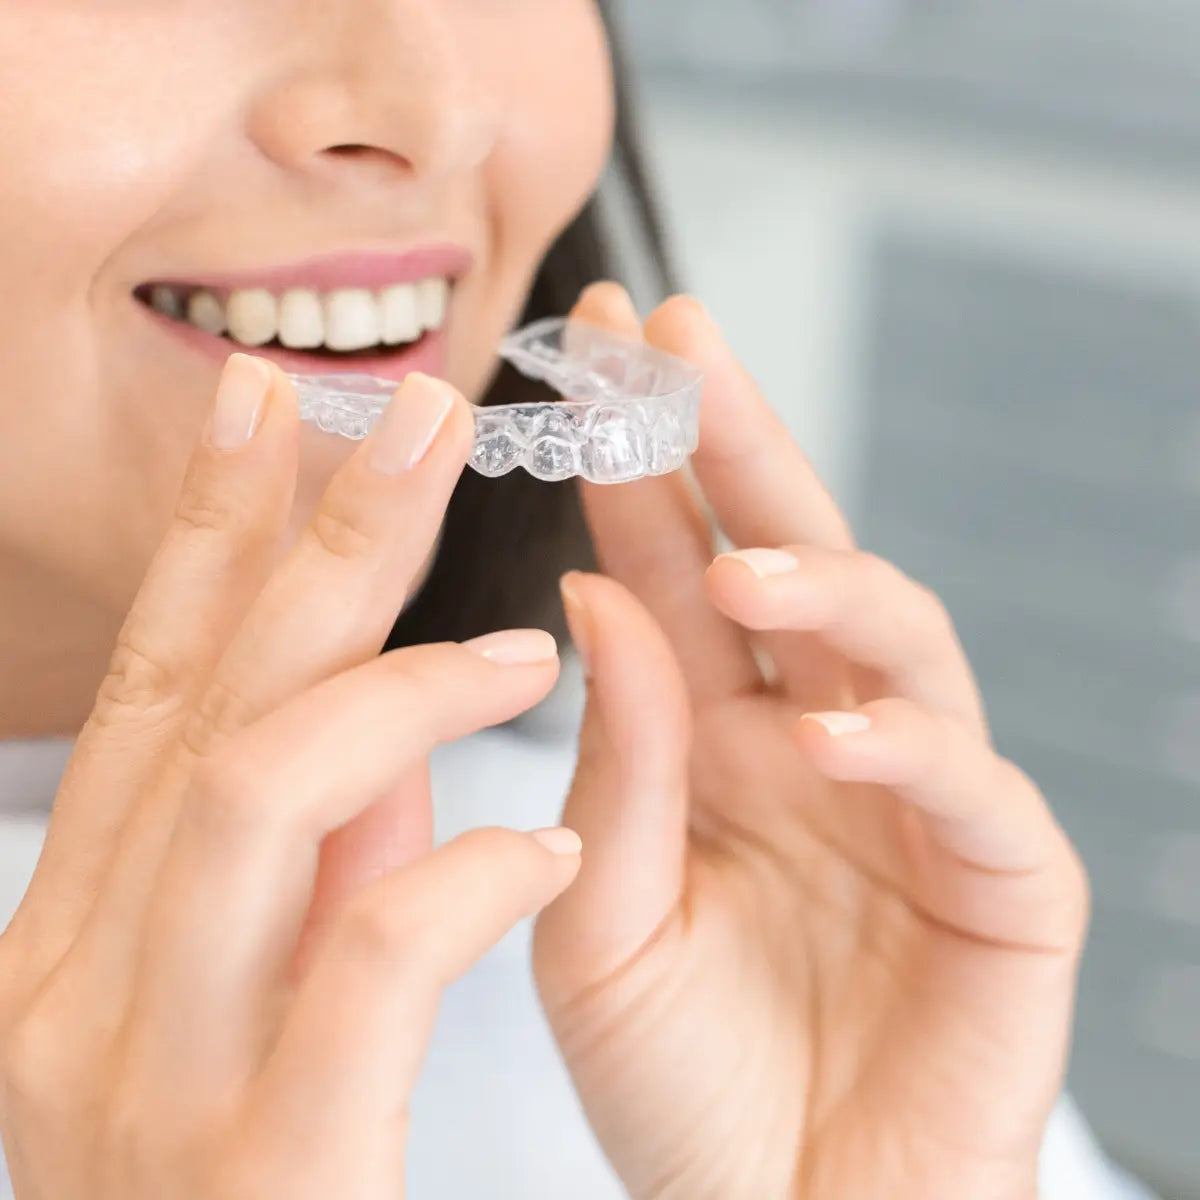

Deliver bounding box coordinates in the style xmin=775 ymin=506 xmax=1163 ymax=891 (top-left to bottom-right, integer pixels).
xmin=259 ymin=825 xmax=583 ymax=1154
xmin=536 ymin=572 xmax=691 ymax=995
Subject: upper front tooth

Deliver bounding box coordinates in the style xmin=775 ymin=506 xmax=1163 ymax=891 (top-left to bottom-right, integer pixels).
xmin=187 ymin=290 xmax=226 ymax=336
xmin=226 ymin=288 xmax=277 ymax=347
xmin=323 ymin=288 xmax=380 ymax=352
xmin=277 ymin=288 xmax=324 ymax=350
xmin=380 ymin=283 xmax=420 ymax=345
xmin=416 ymin=276 xmax=448 ymax=331
xmin=150 ymin=285 xmax=183 ymax=319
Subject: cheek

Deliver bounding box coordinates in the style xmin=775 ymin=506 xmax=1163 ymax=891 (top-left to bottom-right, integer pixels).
xmin=484 ymin=0 xmax=615 ymax=272
xmin=0 ymin=3 xmax=229 ymax=458
xmin=0 ymin=10 xmax=201 ymax=303
xmin=0 ymin=5 xmax=236 ymax=605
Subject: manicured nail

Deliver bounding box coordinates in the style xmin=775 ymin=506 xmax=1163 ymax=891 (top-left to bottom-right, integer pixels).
xmin=208 ymin=353 xmax=270 ymax=449
xmin=802 ymin=711 xmax=872 ymax=736
xmin=462 ymin=628 xmax=559 ymax=665
xmin=530 ymin=827 xmax=583 ymax=856
xmin=559 ymin=573 xmax=592 ymax=677
xmin=722 ymin=548 xmax=799 ymax=579
xmin=367 ymin=372 xmax=455 ymax=476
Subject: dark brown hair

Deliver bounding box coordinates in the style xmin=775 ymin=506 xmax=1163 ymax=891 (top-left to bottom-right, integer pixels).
xmin=385 ymin=2 xmax=676 ymax=650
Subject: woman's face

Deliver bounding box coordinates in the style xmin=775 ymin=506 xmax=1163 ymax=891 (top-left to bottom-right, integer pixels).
xmin=0 ymin=0 xmax=612 ymax=615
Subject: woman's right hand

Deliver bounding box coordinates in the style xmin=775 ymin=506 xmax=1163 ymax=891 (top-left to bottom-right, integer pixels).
xmin=0 ymin=355 xmax=579 ymax=1199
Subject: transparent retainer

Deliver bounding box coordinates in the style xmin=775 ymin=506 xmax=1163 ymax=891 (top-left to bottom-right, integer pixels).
xmin=287 ymin=317 xmax=703 ymax=484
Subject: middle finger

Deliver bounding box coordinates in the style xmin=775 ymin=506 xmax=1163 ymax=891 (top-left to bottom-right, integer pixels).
xmin=708 ymin=544 xmax=986 ymax=729
xmin=643 ymin=296 xmax=856 ymax=556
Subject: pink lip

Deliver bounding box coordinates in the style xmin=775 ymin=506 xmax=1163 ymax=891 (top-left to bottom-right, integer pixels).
xmin=148 ymin=243 xmax=473 ymax=295
xmin=141 ymin=304 xmax=448 ymax=383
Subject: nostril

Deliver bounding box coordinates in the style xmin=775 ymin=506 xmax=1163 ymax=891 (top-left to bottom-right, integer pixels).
xmin=321 ymin=142 xmax=413 ymax=176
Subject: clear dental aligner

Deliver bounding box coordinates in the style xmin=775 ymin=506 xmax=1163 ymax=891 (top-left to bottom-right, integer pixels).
xmin=287 ymin=318 xmax=703 ymax=484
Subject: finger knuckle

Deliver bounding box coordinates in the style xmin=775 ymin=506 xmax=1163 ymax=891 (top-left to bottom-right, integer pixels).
xmin=854 ymin=551 xmax=901 ymax=588
xmin=306 ymin=493 xmax=377 ymax=563
xmin=997 ymin=761 xmax=1093 ymax=941
xmin=1057 ymin=838 xmax=1093 ymax=939
xmin=182 ymin=675 xmax=258 ymax=756
xmin=845 ymin=552 xmax=905 ymax=617
xmin=2 ymin=1008 xmax=78 ymax=1119
xmin=379 ymin=648 xmax=461 ymax=727
xmin=92 ymin=632 xmax=184 ymax=728
xmin=174 ymin=475 xmax=241 ymax=536
xmin=380 ymin=643 xmax=447 ymax=689
xmin=856 ymin=554 xmax=953 ymax=634
xmin=911 ymin=581 xmax=955 ymax=642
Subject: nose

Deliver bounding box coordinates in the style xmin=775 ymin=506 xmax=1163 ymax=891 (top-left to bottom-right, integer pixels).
xmin=249 ymin=0 xmax=496 ymax=185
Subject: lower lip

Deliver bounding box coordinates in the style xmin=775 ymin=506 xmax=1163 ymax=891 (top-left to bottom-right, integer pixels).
xmin=139 ymin=302 xmax=448 ymax=382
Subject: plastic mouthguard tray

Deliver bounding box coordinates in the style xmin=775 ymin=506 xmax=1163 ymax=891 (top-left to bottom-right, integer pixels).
xmin=287 ymin=317 xmax=703 ymax=484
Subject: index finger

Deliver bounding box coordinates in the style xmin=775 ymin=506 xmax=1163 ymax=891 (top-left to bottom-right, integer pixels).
xmin=644 ymin=296 xmax=855 ymax=554
xmin=570 ymin=284 xmax=761 ymax=703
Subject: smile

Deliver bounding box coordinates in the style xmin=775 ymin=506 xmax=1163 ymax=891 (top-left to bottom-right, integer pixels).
xmin=132 ymin=245 xmax=472 ymax=376
xmin=138 ymin=276 xmax=448 ymax=356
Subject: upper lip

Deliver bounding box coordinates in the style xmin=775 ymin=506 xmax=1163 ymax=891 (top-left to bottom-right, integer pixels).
xmin=143 ymin=243 xmax=474 ymax=294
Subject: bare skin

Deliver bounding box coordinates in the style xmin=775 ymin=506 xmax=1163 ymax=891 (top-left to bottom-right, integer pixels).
xmin=534 ymin=287 xmax=1087 ymax=1200
xmin=0 ymin=2 xmax=1088 ymax=1195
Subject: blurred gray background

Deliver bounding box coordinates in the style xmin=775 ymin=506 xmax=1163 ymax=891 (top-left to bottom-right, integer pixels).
xmin=617 ymin=3 xmax=1200 ymax=1197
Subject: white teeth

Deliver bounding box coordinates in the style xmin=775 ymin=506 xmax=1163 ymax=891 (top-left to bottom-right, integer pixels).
xmin=167 ymin=275 xmax=449 ymax=350
xmin=150 ymin=285 xmax=182 ymax=319
xmin=416 ymin=276 xmax=448 ymax=331
xmin=277 ymin=288 xmax=324 ymax=350
xmin=323 ymin=288 xmax=381 ymax=352
xmin=186 ymin=290 xmax=226 ymax=336
xmin=226 ymin=288 xmax=278 ymax=347
xmin=380 ymin=283 xmax=420 ymax=345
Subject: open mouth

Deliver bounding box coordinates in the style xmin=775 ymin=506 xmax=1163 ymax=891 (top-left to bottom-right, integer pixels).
xmin=134 ymin=275 xmax=448 ymax=364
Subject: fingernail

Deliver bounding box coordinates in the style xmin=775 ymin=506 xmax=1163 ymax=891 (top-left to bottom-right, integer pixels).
xmin=559 ymin=573 xmax=592 ymax=677
xmin=722 ymin=548 xmax=799 ymax=579
xmin=531 ymin=827 xmax=583 ymax=856
xmin=462 ymin=628 xmax=559 ymax=665
xmin=208 ymin=353 xmax=270 ymax=450
xmin=367 ymin=372 xmax=455 ymax=476
xmin=802 ymin=711 xmax=872 ymax=736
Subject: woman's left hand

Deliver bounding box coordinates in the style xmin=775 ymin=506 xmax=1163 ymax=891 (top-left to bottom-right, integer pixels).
xmin=533 ymin=286 xmax=1090 ymax=1200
